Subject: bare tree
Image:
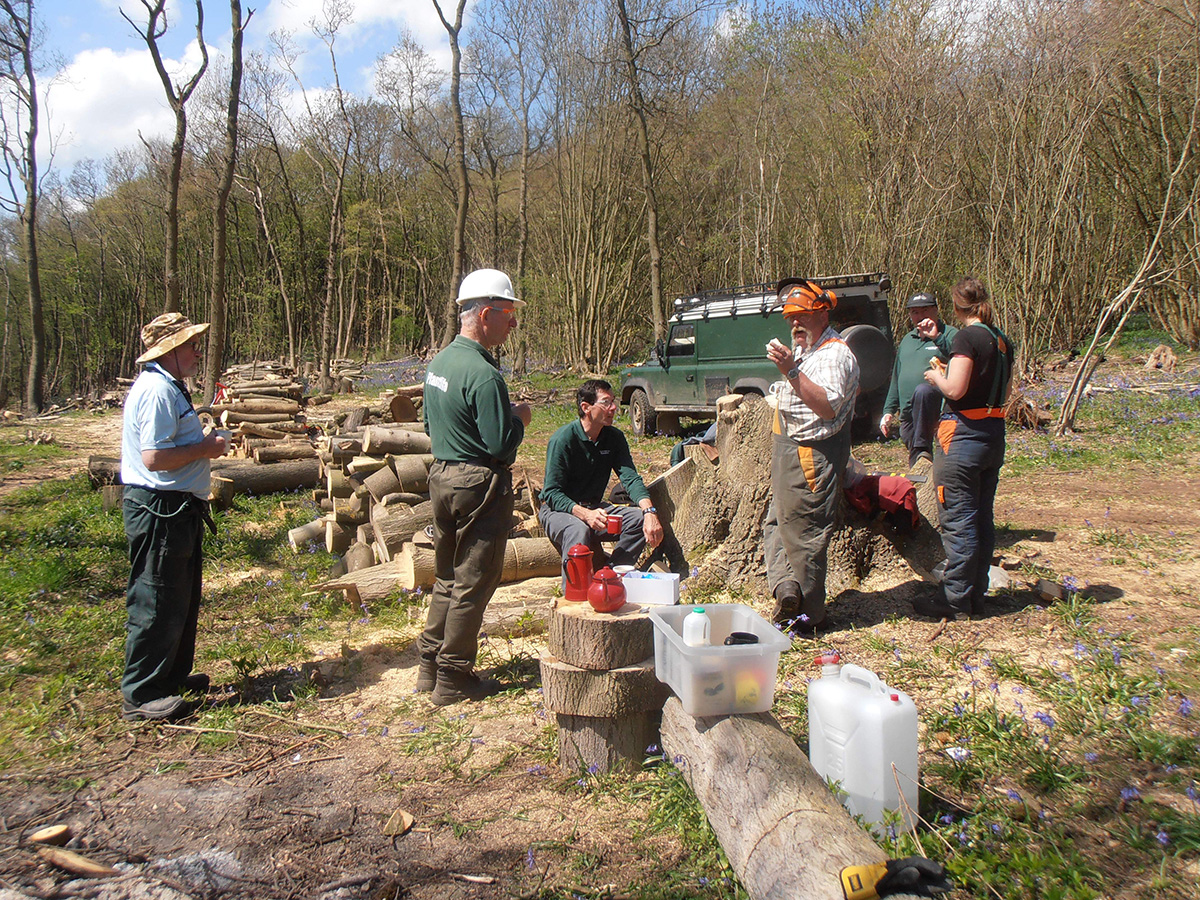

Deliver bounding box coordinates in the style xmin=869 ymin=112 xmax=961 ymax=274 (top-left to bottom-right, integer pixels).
xmin=431 ymin=0 xmax=470 ymax=348
xmin=203 ymin=0 xmax=251 ymax=402
xmin=0 ymin=0 xmax=46 ymax=412
xmin=122 ymin=0 xmax=209 ymax=314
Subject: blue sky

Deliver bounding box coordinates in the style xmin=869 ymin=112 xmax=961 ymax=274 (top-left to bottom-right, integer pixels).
xmin=33 ymin=0 xmax=457 ymax=174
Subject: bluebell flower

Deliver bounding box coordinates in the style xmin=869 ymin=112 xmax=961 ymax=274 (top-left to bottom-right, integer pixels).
xmin=526 ymin=847 xmax=536 ymax=870
xmin=1007 ymin=789 xmax=1022 ymax=801
xmin=1157 ymin=830 xmax=1170 ymax=847
xmin=1179 ymin=698 xmax=1193 ymax=717
xmin=1033 ymin=711 xmax=1055 ymax=729
xmin=1120 ymin=786 xmax=1140 ymax=802
xmin=1085 ymin=752 xmax=1098 ymax=763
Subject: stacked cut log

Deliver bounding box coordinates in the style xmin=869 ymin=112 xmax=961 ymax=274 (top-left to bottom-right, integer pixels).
xmin=539 ymin=599 xmax=670 ymax=774
xmin=301 ymin=419 xmax=561 ymax=603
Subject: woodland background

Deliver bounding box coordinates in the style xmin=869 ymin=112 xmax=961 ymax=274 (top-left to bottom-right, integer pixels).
xmin=2 ymin=0 xmax=1200 ymax=413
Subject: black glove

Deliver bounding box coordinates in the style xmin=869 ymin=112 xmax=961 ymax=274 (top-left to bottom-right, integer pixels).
xmin=875 ymin=856 xmax=953 ymax=898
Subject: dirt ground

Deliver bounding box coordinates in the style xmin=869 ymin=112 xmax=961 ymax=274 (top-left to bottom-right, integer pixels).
xmin=1 ymin=397 xmax=1199 ymax=900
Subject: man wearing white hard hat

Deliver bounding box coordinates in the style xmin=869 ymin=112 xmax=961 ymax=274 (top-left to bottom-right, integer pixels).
xmin=418 ymin=269 xmax=532 ymax=705
xmin=120 ymin=313 xmax=228 ymax=722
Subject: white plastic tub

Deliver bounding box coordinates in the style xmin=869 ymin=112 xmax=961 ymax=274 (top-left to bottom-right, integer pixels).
xmin=649 ymin=604 xmax=792 ymax=716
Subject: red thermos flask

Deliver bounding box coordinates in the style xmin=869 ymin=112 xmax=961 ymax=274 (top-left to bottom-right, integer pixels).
xmin=564 ymin=544 xmax=593 ymax=601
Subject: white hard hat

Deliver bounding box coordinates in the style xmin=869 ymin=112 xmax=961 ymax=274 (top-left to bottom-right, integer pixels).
xmin=456 ymin=268 xmax=525 ymax=307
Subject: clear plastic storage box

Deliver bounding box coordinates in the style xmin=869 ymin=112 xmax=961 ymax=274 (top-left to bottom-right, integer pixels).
xmin=649 ymin=604 xmax=792 ymax=716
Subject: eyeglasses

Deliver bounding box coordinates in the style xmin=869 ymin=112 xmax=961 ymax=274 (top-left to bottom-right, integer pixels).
xmin=591 ymin=397 xmax=617 ymax=409
xmin=482 ymin=306 xmax=518 ymax=326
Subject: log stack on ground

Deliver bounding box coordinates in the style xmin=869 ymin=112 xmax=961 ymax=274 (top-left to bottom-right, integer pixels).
xmin=540 ymin=599 xmax=670 ymax=774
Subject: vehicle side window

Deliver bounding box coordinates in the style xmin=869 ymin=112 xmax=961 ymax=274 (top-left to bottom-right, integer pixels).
xmin=667 ymin=323 xmax=696 ymax=357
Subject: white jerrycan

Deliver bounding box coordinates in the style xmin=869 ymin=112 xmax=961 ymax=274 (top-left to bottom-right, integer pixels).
xmin=807 ymin=653 xmax=919 ymax=832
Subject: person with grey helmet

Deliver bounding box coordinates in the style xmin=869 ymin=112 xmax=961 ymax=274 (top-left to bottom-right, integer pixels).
xmin=880 ymin=292 xmax=958 ymax=467
xmin=418 ymin=268 xmax=531 ymax=706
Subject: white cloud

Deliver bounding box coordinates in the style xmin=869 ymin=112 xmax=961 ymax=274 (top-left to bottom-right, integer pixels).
xmin=41 ymin=46 xmax=186 ymax=169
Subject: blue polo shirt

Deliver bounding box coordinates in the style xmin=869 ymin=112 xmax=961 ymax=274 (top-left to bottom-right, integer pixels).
xmin=121 ymin=362 xmax=211 ymax=497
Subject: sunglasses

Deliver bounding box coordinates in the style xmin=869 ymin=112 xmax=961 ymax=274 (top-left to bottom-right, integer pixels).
xmin=482 ymin=306 xmax=518 ymax=325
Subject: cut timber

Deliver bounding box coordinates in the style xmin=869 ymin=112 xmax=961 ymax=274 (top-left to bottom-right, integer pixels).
xmin=392 ymin=453 xmax=434 ymax=492
xmin=555 ymin=712 xmax=660 ymax=775
xmin=326 ymin=518 xmax=352 ymax=555
xmin=210 ymin=477 xmax=236 ymax=511
xmin=540 ymin=654 xmax=668 ymax=716
xmin=502 ymin=536 xmax=561 ymax=582
xmin=220 ymin=410 xmax=297 ymax=426
xmin=332 ymin=494 xmax=369 ymax=525
xmin=345 ymin=455 xmax=389 ymax=477
xmin=362 ymin=425 xmax=432 ymax=455
xmin=101 ymin=484 xmax=124 ymax=512
xmin=382 ymin=491 xmax=428 ymax=507
xmin=343 ymin=541 xmax=375 ymax=573
xmin=254 ymin=444 xmax=317 ymax=463
xmin=363 ymin=461 xmax=402 ymax=501
xmin=210 ymin=398 xmax=300 ymax=415
xmin=646 ymin=457 xmax=697 ymax=527
xmin=288 ymin=518 xmax=327 ymax=553
xmin=548 ymin=601 xmax=655 ymax=670
xmin=371 ymin=501 xmax=435 ymax=562
xmin=388 ymin=394 xmax=418 ymax=423
xmin=660 ymin=698 xmax=913 ymax=900
xmin=206 ymin=458 xmax=321 ymax=500
xmin=716 ymin=393 xmax=744 ymax=413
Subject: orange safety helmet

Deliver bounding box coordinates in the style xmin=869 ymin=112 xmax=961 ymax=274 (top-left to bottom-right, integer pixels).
xmin=776 ymin=277 xmax=837 ymax=315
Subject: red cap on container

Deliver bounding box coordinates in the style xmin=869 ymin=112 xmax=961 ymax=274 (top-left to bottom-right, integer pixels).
xmin=890 ymin=693 xmax=900 ymax=702
xmin=812 ymin=652 xmax=841 ymax=666
xmin=567 ymin=544 xmax=592 ymax=558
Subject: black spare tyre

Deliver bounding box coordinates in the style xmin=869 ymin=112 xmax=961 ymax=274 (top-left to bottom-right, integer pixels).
xmin=841 ymin=324 xmax=894 ymax=394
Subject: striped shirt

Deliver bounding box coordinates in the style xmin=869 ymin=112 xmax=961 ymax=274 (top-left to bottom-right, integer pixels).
xmin=769 ymin=326 xmax=860 ymax=442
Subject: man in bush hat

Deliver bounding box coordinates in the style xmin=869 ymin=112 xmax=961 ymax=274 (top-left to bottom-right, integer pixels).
xmin=763 ymin=279 xmax=859 ymax=632
xmin=120 ymin=312 xmax=228 ymax=722
xmin=880 ymin=292 xmax=958 ymax=467
xmin=419 ymin=269 xmax=531 ymax=706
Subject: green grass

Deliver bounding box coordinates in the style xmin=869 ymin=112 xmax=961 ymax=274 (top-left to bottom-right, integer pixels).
xmin=0 ymin=428 xmax=73 ymax=473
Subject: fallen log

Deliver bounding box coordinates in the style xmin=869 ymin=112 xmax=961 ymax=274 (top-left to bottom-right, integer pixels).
xmin=659 ymin=698 xmax=916 ymax=900
xmin=362 ymin=425 xmax=432 ymax=456
xmin=388 ymin=394 xmax=418 ymax=423
xmin=221 ymin=410 xmax=298 ymax=426
xmin=208 ymin=458 xmax=321 ymax=497
xmin=210 ymin=398 xmax=300 ymax=415
xmin=254 ymin=444 xmax=317 ymax=463
xmin=343 ymin=540 xmax=376 ymax=573
xmin=547 ymin=601 xmax=655 ymax=671
xmin=288 ymin=518 xmax=326 ymax=553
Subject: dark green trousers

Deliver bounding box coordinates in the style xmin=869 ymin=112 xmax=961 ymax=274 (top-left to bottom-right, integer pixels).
xmin=419 ymin=460 xmax=514 ymax=675
xmin=122 ymin=486 xmax=205 ymax=705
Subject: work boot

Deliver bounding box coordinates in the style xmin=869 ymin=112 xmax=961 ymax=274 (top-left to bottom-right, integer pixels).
xmin=771 ymin=581 xmax=801 ymax=626
xmin=181 ymin=672 xmax=210 ymax=694
xmin=121 ymin=695 xmax=197 ymax=723
xmin=911 ymin=595 xmax=965 ymax=621
xmin=430 ymin=670 xmax=503 ymax=707
xmin=415 ymin=657 xmax=438 ymax=693
xmin=909 ymin=448 xmax=933 ymax=468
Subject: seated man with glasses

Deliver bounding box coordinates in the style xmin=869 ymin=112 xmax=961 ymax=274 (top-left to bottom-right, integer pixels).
xmin=539 ymin=379 xmax=664 ymax=578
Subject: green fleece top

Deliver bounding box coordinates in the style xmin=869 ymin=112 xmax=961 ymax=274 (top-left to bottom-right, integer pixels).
xmin=883 ymin=322 xmax=959 ymax=417
xmin=423 ymin=335 xmax=524 ymax=464
xmin=540 ymin=419 xmax=651 ymax=513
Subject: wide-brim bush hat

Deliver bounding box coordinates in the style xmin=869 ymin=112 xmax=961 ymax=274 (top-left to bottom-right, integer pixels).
xmin=136 ymin=312 xmax=210 ymax=364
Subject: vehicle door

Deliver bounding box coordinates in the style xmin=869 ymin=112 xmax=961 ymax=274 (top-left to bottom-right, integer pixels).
xmin=662 ymin=321 xmax=700 ymax=406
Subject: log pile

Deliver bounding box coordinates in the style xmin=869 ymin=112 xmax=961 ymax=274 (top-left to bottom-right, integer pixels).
xmin=300 ymin=420 xmax=559 ymax=603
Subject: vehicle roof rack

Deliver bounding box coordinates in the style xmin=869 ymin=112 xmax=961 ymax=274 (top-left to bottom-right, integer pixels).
xmin=670 ymin=272 xmax=890 ymax=322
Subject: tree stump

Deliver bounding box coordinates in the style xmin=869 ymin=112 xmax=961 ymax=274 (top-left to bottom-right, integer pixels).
xmin=670 ymin=400 xmax=945 ymax=599
xmin=541 ymin=600 xmax=669 ymax=774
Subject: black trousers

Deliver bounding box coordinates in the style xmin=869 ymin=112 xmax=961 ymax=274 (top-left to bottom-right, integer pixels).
xmin=122 ymin=486 xmax=205 ymax=705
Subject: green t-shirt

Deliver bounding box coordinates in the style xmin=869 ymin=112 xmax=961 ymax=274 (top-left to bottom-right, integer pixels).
xmin=883 ymin=322 xmax=959 ymax=417
xmin=423 ymin=335 xmax=524 ymax=464
xmin=540 ymin=418 xmax=651 ymax=512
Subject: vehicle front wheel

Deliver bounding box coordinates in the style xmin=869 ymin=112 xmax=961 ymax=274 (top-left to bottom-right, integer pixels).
xmin=629 ymin=389 xmax=657 ymax=437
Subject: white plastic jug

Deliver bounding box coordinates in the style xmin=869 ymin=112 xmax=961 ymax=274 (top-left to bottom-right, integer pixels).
xmin=682 ymin=607 xmax=711 ymax=647
xmin=807 ymin=653 xmax=919 ymax=832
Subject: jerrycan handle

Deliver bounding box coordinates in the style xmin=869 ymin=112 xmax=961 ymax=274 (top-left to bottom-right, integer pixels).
xmin=840 ymin=663 xmax=887 ymax=695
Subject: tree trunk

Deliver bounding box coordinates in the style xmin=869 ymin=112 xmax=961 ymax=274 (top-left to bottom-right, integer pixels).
xmin=204 ymin=0 xmax=248 ymax=402
xmin=433 ymin=0 xmax=471 ymax=348
xmin=659 ymin=698 xmax=917 ymax=900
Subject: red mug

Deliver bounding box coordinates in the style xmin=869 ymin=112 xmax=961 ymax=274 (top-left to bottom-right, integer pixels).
xmin=606 ymin=514 xmax=622 ymax=535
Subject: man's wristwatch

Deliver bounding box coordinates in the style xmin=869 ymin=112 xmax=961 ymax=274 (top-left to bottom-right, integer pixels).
xmin=786 ymin=365 xmax=800 ymax=380
xmin=643 ymin=506 xmax=657 ymax=515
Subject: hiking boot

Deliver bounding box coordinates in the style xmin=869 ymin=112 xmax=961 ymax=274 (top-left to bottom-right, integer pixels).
xmin=771 ymin=581 xmax=801 ymax=626
xmin=181 ymin=673 xmax=210 ymax=694
xmin=911 ymin=596 xmax=965 ymax=621
xmin=430 ymin=670 xmax=503 ymax=707
xmin=121 ymin=695 xmax=197 ymax=723
xmin=415 ymin=658 xmax=438 ymax=693
xmin=909 ymin=448 xmax=934 ymax=468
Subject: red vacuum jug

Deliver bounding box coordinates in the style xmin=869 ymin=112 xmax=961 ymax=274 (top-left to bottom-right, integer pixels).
xmin=564 ymin=544 xmax=593 ymax=601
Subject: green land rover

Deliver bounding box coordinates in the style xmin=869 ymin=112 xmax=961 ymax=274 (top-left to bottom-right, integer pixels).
xmin=619 ymin=273 xmax=895 ymax=437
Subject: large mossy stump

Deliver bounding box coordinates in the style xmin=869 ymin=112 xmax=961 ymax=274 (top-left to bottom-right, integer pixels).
xmin=540 ymin=599 xmax=670 ymax=774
